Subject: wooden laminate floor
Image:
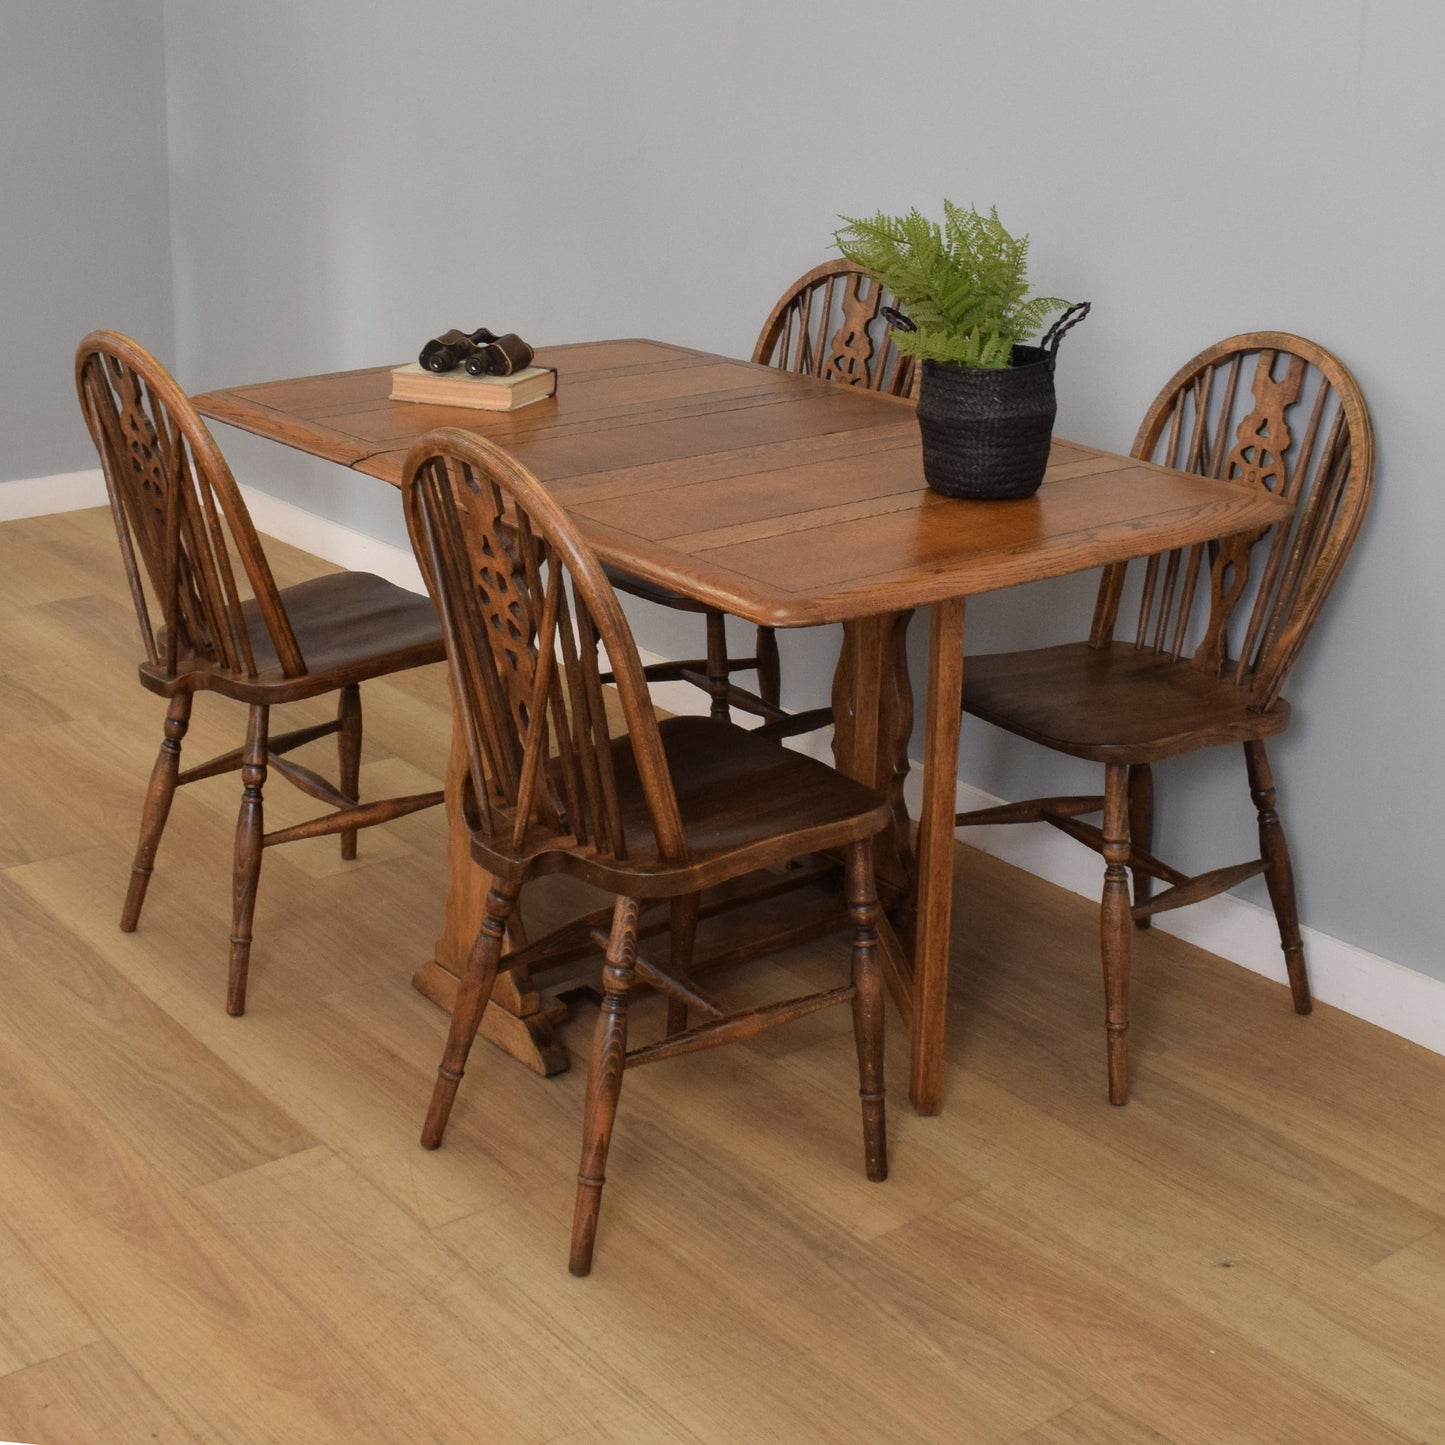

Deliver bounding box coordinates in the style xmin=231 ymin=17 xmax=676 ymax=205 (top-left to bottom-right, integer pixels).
xmin=1 ymin=507 xmax=1443 ymax=1444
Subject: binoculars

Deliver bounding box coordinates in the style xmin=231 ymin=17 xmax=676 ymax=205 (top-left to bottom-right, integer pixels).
xmin=418 ymin=327 xmax=535 ymax=376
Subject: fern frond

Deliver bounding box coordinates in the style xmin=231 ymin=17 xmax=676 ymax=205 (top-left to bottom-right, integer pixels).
xmin=836 ymin=201 xmax=1075 ymax=368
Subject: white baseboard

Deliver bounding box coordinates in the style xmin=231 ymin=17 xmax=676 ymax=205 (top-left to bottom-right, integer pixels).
xmin=237 ymin=485 xmax=426 ymax=594
xmin=0 ymin=468 xmax=107 ymax=521
xmin=0 ymin=468 xmax=427 ymax=593
xmin=8 ymin=470 xmax=1442 ymax=1056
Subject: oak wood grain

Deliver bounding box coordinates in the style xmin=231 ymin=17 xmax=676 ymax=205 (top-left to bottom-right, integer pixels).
xmin=195 ymin=341 xmax=1290 ymax=628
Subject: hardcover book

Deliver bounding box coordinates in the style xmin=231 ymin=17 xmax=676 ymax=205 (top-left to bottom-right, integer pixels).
xmin=389 ymin=362 xmax=558 ymax=411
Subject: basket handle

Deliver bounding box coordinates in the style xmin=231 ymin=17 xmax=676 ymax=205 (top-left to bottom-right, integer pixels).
xmin=1041 ymin=301 xmax=1091 ymax=357
xmin=884 ymin=301 xmax=1088 ymax=357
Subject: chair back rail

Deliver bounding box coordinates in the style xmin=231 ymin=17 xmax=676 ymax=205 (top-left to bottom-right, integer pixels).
xmin=75 ymin=331 xmax=304 ymax=681
xmin=1088 ymin=332 xmax=1374 ymax=709
xmin=752 ymin=259 xmax=918 ymax=398
xmin=403 ymin=430 xmax=688 ymax=869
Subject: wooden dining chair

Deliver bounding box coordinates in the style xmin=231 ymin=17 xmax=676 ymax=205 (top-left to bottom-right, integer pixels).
xmin=402 ymin=427 xmax=891 ymax=1275
xmin=605 ymin=260 xmax=916 ymax=738
xmin=953 ymin=333 xmax=1374 ymax=1104
xmin=75 ymin=330 xmax=448 ymax=1015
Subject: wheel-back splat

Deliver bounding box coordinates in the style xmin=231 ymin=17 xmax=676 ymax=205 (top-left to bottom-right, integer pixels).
xmin=1089 ymin=334 xmax=1373 ymax=708
xmin=752 ymin=260 xmax=917 ymax=397
xmin=405 ymin=437 xmax=690 ymax=868
xmin=75 ymin=332 xmax=304 ymax=681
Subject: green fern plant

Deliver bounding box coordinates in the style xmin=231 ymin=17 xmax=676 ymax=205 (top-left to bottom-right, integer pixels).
xmin=834 ymin=201 xmax=1072 ymax=369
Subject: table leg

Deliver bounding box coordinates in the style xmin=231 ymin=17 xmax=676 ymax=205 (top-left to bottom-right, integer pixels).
xmin=411 ymin=695 xmax=569 ymax=1076
xmin=832 ymin=612 xmax=917 ymax=1033
xmin=831 ymin=612 xmax=914 ymax=896
xmin=910 ymin=598 xmax=965 ymax=1115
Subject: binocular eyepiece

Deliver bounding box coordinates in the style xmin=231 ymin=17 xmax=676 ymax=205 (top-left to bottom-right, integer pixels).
xmin=418 ymin=327 xmax=535 ymax=376
xmin=418 ymin=328 xmax=494 ymax=373
xmin=464 ymin=333 xmax=534 ymax=376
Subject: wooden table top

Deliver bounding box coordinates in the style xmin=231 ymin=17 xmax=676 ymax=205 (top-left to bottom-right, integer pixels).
xmin=194 ymin=338 xmax=1292 ymax=627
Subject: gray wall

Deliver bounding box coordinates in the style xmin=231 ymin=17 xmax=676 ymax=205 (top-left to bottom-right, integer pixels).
xmin=15 ymin=2 xmax=1445 ymax=982
xmin=0 ymin=0 xmax=173 ymax=484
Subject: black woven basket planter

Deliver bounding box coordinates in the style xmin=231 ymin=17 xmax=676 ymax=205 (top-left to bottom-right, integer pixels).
xmin=897 ymin=301 xmax=1091 ymax=501
xmin=916 ymin=345 xmax=1057 ymax=500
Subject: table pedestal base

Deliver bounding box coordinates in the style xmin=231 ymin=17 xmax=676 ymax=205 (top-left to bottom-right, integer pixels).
xmin=411 ymin=957 xmax=570 ymax=1075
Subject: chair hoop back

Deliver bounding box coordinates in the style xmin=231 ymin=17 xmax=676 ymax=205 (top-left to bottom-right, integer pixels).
xmin=74 ymin=330 xmax=304 ymax=681
xmin=752 ymin=259 xmax=918 ymax=397
xmin=402 ymin=428 xmax=688 ymax=867
xmin=1090 ymin=332 xmax=1374 ymax=708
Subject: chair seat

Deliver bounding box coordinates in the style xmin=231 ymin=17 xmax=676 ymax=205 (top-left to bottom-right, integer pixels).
xmin=474 ymin=715 xmax=891 ymax=897
xmin=141 ymin=571 xmax=446 ymax=703
xmin=603 ymin=563 xmax=713 ymax=615
xmin=961 ymin=641 xmax=1290 ymax=764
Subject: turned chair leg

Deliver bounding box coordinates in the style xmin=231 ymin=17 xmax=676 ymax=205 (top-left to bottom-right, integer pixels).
xmin=846 ymin=839 xmax=887 ymax=1181
xmin=1100 ymin=762 xmax=1133 ymax=1105
xmin=570 ymin=896 xmax=638 ymax=1276
xmin=337 ymin=683 xmax=362 ymax=860
xmin=1127 ymin=763 xmax=1154 ymax=930
xmin=704 ymin=610 xmax=731 ymax=722
xmin=665 ymin=893 xmax=700 ymax=1037
xmin=227 ymin=704 xmax=269 ymax=1017
xmin=421 ymin=880 xmax=519 ymax=1149
xmin=755 ymin=625 xmax=781 ymax=712
xmin=121 ymin=692 xmax=192 ymax=932
xmin=1245 ymin=740 xmax=1311 ymax=1015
